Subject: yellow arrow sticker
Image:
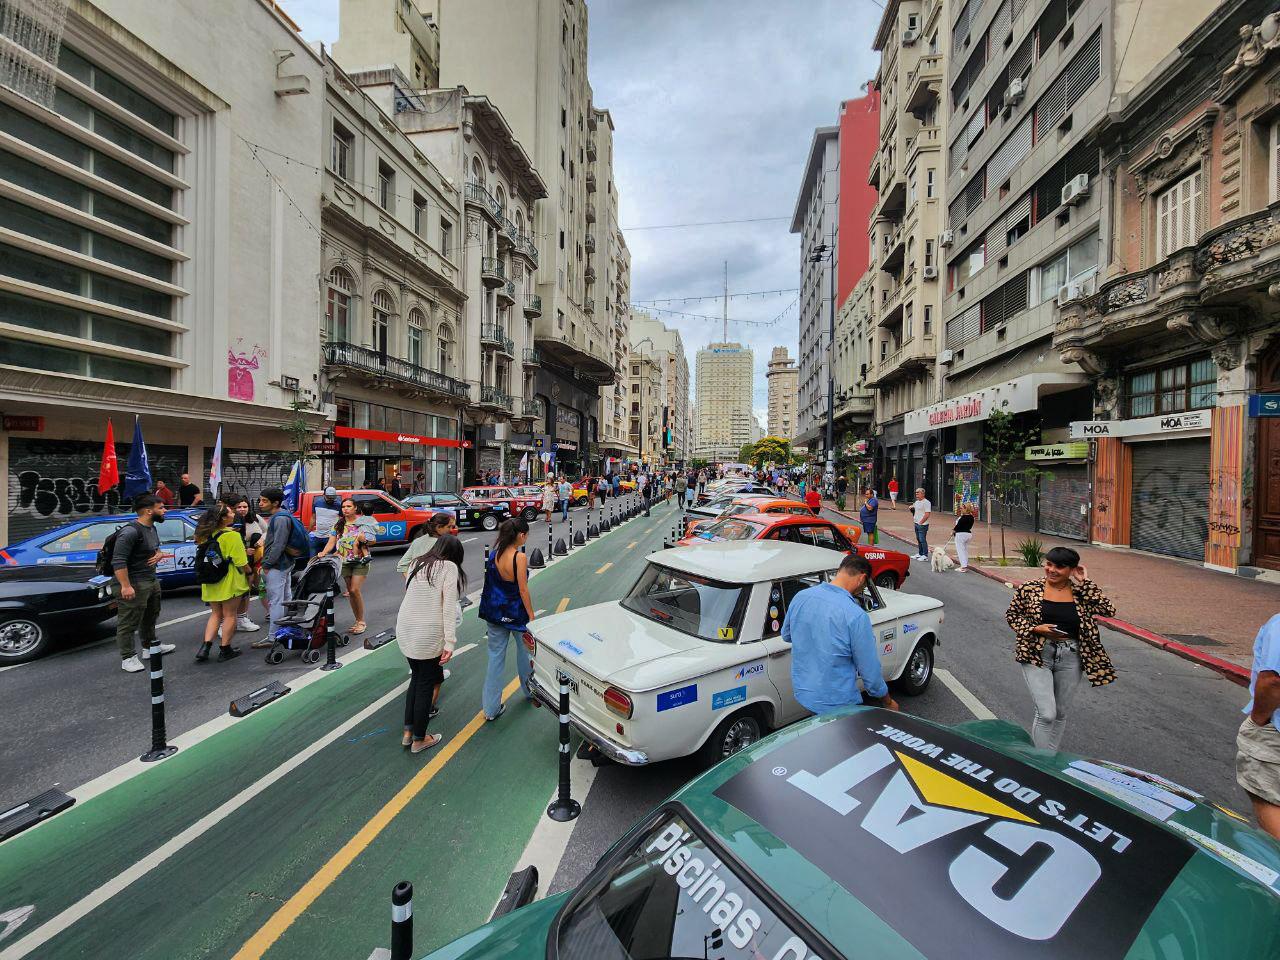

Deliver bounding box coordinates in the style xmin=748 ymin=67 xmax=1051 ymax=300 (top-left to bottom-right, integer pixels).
xmin=896 ymin=752 xmax=1038 ymax=824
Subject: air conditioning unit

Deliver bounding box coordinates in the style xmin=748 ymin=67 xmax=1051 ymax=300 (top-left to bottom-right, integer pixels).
xmin=922 ymin=265 xmax=939 ymax=280
xmin=939 ymin=229 xmax=955 ymax=248
xmin=1004 ymin=78 xmax=1026 ymax=106
xmin=902 ymin=28 xmax=919 ymax=44
xmin=1061 ymin=173 xmax=1091 ymax=206
xmin=1056 ymin=275 xmax=1095 ymax=307
xmin=938 ymin=349 xmax=955 ymax=364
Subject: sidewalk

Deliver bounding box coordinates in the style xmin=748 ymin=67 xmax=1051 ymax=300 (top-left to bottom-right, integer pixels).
xmin=832 ymin=498 xmax=1278 ymax=679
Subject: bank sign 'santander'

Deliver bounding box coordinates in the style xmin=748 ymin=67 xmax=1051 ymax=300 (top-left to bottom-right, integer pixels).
xmin=715 ymin=713 xmax=1191 ymax=959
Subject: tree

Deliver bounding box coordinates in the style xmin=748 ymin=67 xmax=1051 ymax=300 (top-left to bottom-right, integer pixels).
xmin=979 ymin=409 xmax=1049 ymax=560
xmin=280 ymin=399 xmax=316 ymax=464
xmin=739 ymin=442 xmax=757 ymax=464
xmin=751 ymin=435 xmax=791 ymax=468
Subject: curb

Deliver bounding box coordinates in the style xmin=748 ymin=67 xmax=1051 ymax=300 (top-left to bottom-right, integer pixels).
xmin=824 ymin=502 xmax=1252 ymax=688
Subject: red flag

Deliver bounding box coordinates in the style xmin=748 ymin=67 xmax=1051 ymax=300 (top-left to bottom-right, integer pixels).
xmin=98 ymin=419 xmax=119 ymax=492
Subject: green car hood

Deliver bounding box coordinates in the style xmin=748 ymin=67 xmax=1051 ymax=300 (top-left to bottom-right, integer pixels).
xmin=420 ymin=893 xmax=564 ymax=959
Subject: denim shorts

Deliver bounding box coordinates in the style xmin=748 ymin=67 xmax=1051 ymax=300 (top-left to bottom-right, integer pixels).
xmin=341 ymin=557 xmax=372 ymax=578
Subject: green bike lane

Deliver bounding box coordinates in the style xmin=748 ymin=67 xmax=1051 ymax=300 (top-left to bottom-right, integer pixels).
xmin=0 ymin=501 xmax=680 ymax=960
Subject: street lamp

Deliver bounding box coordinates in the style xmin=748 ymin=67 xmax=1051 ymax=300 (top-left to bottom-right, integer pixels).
xmin=808 ymin=238 xmax=836 ymax=489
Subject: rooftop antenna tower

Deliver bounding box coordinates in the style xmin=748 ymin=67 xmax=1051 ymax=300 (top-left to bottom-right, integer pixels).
xmin=721 ymin=261 xmax=728 ymax=344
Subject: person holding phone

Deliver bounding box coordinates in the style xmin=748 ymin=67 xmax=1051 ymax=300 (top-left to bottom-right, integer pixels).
xmin=1006 ymin=546 xmax=1117 ymax=751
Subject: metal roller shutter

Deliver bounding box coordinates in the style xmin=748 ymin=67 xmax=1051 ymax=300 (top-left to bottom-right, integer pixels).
xmin=1129 ymin=438 xmax=1210 ymax=560
xmin=1038 ymin=464 xmax=1089 ymax=540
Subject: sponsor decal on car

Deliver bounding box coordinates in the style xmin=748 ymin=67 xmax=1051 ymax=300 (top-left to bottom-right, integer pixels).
xmin=587 ymin=632 xmax=605 ymax=643
xmin=373 ymin=520 xmax=407 ymax=540
xmin=656 ymin=684 xmax=698 ymax=712
xmin=882 ymin=642 xmax=895 ymax=655
xmin=711 ymin=685 xmax=747 ymax=711
xmin=903 ymin=623 xmax=919 ymax=635
xmin=717 ymin=626 xmax=735 ymax=640
xmin=735 ymin=661 xmax=765 ymax=681
xmin=714 ymin=712 xmax=1194 ymax=959
xmin=864 ymin=552 xmax=886 ymax=560
xmin=557 ymin=638 xmax=584 ymax=657
xmin=881 ymin=627 xmax=896 ymax=642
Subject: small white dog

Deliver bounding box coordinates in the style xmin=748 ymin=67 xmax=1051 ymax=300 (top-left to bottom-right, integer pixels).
xmin=930 ymin=545 xmax=955 ymax=572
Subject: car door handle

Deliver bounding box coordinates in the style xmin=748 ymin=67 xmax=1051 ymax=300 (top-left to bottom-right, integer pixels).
xmin=768 ymin=649 xmax=789 ymax=659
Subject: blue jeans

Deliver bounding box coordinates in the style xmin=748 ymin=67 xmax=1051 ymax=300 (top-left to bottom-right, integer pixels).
xmin=264 ymin=566 xmax=293 ymax=635
xmin=914 ymin=523 xmax=929 ymax=556
xmin=560 ymin=498 xmax=569 ymax=522
xmin=483 ymin=622 xmax=532 ymax=718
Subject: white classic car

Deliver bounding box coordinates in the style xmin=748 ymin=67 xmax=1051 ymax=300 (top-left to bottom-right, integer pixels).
xmin=526 ymin=540 xmax=944 ymax=766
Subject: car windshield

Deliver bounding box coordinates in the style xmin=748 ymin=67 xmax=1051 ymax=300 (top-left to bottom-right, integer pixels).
xmin=621 ymin=564 xmax=748 ymax=642
xmin=694 ymin=518 xmax=764 ymax=542
xmin=556 ymin=811 xmax=820 ymax=960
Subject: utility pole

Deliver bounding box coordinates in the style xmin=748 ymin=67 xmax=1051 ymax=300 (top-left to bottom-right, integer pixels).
xmin=825 ymin=229 xmax=836 ymax=488
xmin=721 ymin=260 xmax=728 ymax=344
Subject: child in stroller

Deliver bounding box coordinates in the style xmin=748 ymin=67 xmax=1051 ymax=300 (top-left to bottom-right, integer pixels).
xmin=266 ymin=556 xmax=350 ymax=664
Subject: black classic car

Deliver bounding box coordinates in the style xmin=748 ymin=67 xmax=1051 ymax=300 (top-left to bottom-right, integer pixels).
xmin=0 ymin=564 xmax=116 ymax=664
xmin=402 ymin=491 xmax=512 ymax=531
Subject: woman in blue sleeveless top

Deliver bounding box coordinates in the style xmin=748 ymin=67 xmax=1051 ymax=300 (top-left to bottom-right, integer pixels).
xmin=479 ymin=518 xmax=535 ymax=720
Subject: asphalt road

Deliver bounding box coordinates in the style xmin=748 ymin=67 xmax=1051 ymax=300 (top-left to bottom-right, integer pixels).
xmin=0 ymin=495 xmax=654 ymax=813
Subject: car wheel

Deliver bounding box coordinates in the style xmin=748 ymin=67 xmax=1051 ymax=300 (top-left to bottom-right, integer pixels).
xmin=700 ymin=710 xmax=763 ymax=767
xmin=481 ymin=514 xmax=500 ymax=531
xmin=521 ymin=507 xmax=539 ymax=522
xmin=893 ymin=639 xmax=934 ymax=696
xmin=873 ymin=571 xmax=899 ymax=590
xmin=0 ymin=614 xmax=49 ymax=664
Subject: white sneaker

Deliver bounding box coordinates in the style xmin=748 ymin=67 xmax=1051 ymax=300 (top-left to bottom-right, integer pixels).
xmin=442 ymin=668 xmax=452 ymax=680
xmin=121 ymin=655 xmax=144 ymax=673
xmin=237 ymin=616 xmax=261 ymax=632
xmin=144 ymin=643 xmax=177 ymax=656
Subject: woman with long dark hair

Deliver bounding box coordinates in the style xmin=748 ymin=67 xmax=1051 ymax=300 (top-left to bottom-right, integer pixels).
xmin=194 ymin=504 xmax=251 ymax=663
xmin=317 ymin=498 xmax=376 ymax=634
xmin=396 ymin=535 xmax=465 ymax=753
xmin=479 ymin=518 xmax=535 ymax=721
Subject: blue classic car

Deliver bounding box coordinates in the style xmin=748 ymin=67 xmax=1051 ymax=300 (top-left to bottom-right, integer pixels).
xmin=1 ymin=510 xmax=203 ymax=588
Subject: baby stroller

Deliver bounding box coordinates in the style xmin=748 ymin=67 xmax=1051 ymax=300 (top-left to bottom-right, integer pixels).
xmin=266 ymin=556 xmax=350 ymax=665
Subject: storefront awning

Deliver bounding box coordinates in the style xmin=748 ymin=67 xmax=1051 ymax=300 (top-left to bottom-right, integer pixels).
xmin=904 ymin=373 xmax=1087 ymax=436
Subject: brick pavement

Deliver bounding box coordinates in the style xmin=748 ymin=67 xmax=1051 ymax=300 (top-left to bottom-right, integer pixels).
xmin=833 ymin=497 xmax=1279 ymax=672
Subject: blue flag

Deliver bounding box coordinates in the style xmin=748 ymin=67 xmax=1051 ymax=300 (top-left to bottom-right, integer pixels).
xmin=121 ymin=416 xmax=152 ymax=499
xmin=282 ymin=460 xmax=303 ymax=513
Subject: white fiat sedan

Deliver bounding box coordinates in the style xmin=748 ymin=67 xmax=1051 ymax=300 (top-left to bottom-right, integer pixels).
xmin=526 ymin=540 xmax=944 ymax=766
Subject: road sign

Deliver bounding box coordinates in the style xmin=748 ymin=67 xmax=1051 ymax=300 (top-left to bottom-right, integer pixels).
xmin=1248 ymin=394 xmax=1280 ymax=417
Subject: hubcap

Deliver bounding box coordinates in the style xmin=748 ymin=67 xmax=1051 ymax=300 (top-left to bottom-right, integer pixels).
xmin=721 ymin=718 xmax=759 ymax=758
xmin=908 ymin=645 xmax=931 ymax=685
xmin=0 ymin=620 xmax=41 ymax=657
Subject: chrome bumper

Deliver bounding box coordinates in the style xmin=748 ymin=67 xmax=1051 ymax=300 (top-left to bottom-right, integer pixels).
xmin=528 ymin=674 xmax=650 ymax=766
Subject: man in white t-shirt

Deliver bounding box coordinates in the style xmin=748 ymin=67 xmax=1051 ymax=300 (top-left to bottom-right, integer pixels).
xmin=911 ymin=488 xmax=931 ymax=560
xmin=311 ymin=486 xmax=342 ymax=554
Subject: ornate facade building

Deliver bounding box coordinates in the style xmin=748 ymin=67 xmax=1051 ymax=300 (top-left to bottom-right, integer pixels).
xmin=1055 ymin=1 xmax=1280 ymax=571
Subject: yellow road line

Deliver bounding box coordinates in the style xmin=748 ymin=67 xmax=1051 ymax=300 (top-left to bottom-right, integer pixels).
xmin=595 ymin=562 xmax=613 ymax=574
xmin=556 ymin=596 xmax=571 ymax=613
xmin=231 ymin=677 xmax=522 ymax=960
xmin=626 ymin=541 xmax=637 ymax=549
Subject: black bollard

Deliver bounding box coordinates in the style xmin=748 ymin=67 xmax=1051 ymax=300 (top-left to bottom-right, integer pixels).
xmin=573 ymin=529 xmax=585 ymax=546
xmin=485 ymin=544 xmax=491 ymax=563
xmin=529 ymin=546 xmax=545 ymax=568
xmin=567 ymin=514 xmax=574 ymax=551
xmin=140 ymin=641 xmax=178 ymax=763
xmin=322 ymin=588 xmax=343 ymax=672
xmin=547 ymin=522 xmax=554 ymax=562
xmin=390 ymin=881 xmax=413 ymax=960
xmin=546 ymin=672 xmax=581 ymax=822
xmin=554 ymin=537 xmax=568 ymax=556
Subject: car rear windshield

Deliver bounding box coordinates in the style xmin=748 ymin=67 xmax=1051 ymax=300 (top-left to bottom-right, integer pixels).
xmin=694 ymin=517 xmax=764 ymax=542
xmin=621 ymin=564 xmax=748 ymax=642
xmin=556 ymin=811 xmax=823 ymax=960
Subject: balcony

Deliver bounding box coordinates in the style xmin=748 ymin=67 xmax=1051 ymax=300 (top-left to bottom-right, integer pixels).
xmin=906 ymin=125 xmax=940 ymax=166
xmin=524 ymin=294 xmax=542 ymax=318
xmin=496 ymin=279 xmax=516 ymax=306
xmin=585 ymin=201 xmax=596 ymax=223
xmin=584 ymin=261 xmax=597 ymax=284
xmin=866 ymin=335 xmax=936 ymax=387
xmin=480 ymin=323 xmax=505 ymax=348
xmin=585 ymin=233 xmax=596 ymax=254
xmin=867 ymin=152 xmax=881 ymax=190
xmin=587 ymin=111 xmax=598 ymax=131
xmin=480 ymin=256 xmax=505 ymax=287
xmin=322 ymin=341 xmax=470 ymax=402
xmin=1054 ymin=206 xmax=1280 ymax=373
xmin=904 ymin=54 xmax=943 ymax=118
xmin=497 ymin=214 xmax=517 ymax=250
xmin=586 ymin=136 xmax=597 ymax=161
xmin=585 ymin=171 xmax=597 ymax=192
xmin=583 ymin=296 xmax=596 ymax=315
xmin=514 ymin=233 xmax=538 ymax=266
xmin=522 ymin=397 xmax=544 ymax=419
xmin=465 ymin=181 xmax=501 ymax=224
xmin=534 ymin=330 xmax=615 ymax=384
xmin=880 ymin=222 xmax=905 ymax=270
xmin=877 ymin=280 xmax=904 ymax=327
xmin=522 ymin=346 xmax=541 ymax=366
xmin=478 ymin=385 xmax=514 ymax=414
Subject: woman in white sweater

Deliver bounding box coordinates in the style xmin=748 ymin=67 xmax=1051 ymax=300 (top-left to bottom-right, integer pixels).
xmin=396 ymin=535 xmax=465 ymax=754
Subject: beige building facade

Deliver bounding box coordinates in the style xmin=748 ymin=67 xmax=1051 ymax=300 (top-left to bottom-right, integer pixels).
xmin=630 ymin=310 xmax=689 ymax=465
xmin=765 ymin=347 xmax=799 ymax=441
xmin=693 ymin=342 xmax=754 ymax=462
xmin=833 ymin=272 xmax=876 ymax=439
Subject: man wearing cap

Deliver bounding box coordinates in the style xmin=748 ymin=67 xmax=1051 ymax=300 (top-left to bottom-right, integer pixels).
xmin=311 ymin=486 xmax=342 ymax=554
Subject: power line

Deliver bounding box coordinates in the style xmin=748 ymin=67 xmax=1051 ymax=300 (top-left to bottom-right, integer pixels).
xmin=622 ymin=216 xmax=791 ymax=231
xmin=633 ymin=287 xmax=798 ymax=306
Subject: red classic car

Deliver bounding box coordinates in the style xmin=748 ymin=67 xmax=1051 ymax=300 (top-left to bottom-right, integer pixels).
xmin=676 ymin=512 xmax=911 ymax=589
xmin=463 ymin=485 xmax=543 ymax=522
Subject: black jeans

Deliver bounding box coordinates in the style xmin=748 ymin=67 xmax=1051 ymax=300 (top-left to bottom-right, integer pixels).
xmin=404 ymin=655 xmax=443 ymax=740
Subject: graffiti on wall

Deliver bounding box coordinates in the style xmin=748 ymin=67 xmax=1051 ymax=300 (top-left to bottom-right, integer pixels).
xmin=1131 ymin=464 xmax=1209 ymax=558
xmin=201 ymin=448 xmax=293 ymax=498
xmin=951 ymin=465 xmax=980 ymax=514
xmin=1039 ymin=474 xmax=1090 ymax=541
xmin=228 ymin=342 xmax=267 ymax=402
xmin=1208 ymin=466 xmax=1242 ymax=538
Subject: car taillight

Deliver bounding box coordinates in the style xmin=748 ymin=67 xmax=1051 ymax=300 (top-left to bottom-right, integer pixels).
xmin=522 ymin=630 xmax=536 ymax=653
xmin=604 ymin=686 xmax=633 ymax=719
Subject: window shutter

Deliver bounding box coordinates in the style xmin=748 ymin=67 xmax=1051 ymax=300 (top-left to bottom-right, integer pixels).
xmin=1009 ymin=32 xmax=1035 ymax=80
xmin=947 ymin=305 xmax=981 ymax=349
xmin=988 ymin=115 xmax=1034 ymax=184
xmin=990 ymin=0 xmax=1013 ymax=47
xmin=1035 ymin=29 xmax=1100 ymax=133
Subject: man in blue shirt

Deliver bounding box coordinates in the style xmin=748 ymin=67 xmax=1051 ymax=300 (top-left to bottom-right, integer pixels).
xmin=782 ymin=554 xmax=898 ymax=715
xmin=1238 ymin=613 xmax=1280 ymax=840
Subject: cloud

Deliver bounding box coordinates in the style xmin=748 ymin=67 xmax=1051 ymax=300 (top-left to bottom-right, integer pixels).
xmin=282 ymin=0 xmax=879 ymax=413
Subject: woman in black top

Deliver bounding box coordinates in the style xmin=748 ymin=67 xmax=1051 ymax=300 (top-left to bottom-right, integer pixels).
xmin=953 ymin=504 xmax=976 ymax=571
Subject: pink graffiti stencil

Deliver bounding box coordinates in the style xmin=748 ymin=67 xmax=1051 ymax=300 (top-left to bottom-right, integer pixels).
xmin=228 ymin=343 xmax=267 ymax=402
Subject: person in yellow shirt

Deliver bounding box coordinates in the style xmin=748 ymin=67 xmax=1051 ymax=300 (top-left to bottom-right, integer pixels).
xmin=195 ymin=504 xmax=254 ymax=663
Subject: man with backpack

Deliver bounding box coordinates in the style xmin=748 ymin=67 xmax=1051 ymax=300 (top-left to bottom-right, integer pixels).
xmin=110 ymin=494 xmax=176 ymax=673
xmin=258 ymin=487 xmax=308 ymax=644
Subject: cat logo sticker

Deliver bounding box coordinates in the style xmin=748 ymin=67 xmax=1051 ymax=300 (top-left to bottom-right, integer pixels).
xmin=715 ymin=711 xmax=1192 ymax=959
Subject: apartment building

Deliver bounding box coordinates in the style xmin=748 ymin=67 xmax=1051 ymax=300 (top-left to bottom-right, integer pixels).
xmin=927 ymin=0 xmax=1203 ymax=528
xmin=625 ymin=344 xmax=663 ymax=467
xmin=331 ymin=0 xmax=440 ymax=90
xmin=865 ymin=0 xmax=950 ymax=503
xmin=595 ymin=108 xmax=636 ymax=468
xmin=344 ymin=75 xmax=546 ymax=483
xmin=631 ymin=310 xmax=690 ymax=465
xmin=693 ymin=342 xmax=754 ymax=463
xmin=0 ymin=0 xmax=328 ymax=545
xmin=791 ymin=125 xmax=839 ymax=456
xmin=833 ymin=272 xmax=876 ymax=450
xmin=765 ymin=347 xmax=799 ymax=441
xmin=435 ymin=0 xmax=625 ymax=477
xmin=1055 ymin=0 xmax=1278 ymax=571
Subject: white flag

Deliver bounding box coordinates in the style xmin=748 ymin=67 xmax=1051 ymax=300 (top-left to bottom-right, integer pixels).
xmin=209 ymin=427 xmax=223 ymax=498
xmin=519 ymin=452 xmax=529 ymax=473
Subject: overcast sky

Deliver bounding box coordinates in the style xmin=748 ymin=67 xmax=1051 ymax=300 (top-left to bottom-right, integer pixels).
xmin=281 ymin=0 xmax=881 ymax=428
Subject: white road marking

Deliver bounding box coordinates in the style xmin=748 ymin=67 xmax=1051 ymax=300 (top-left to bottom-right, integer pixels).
xmin=499 ymin=756 xmax=600 ymax=912
xmin=0 ymin=609 xmax=213 ymax=673
xmin=155 ymin=610 xmax=209 ymax=629
xmin=0 ymin=679 xmax=412 ymax=960
xmin=935 ymin=668 xmax=996 ymax=720
xmin=534 ymin=610 xmax=546 ymax=617
xmin=461 ymin=537 xmax=477 ymax=544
